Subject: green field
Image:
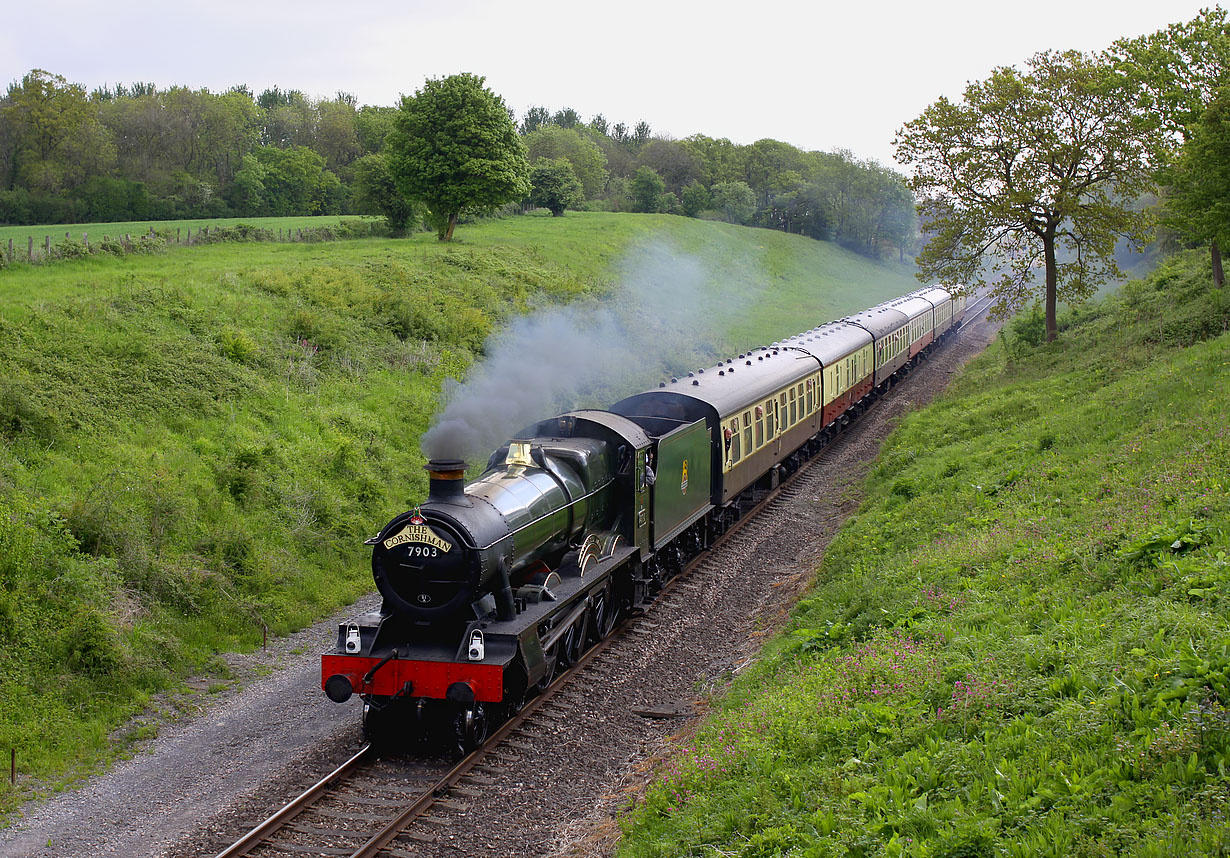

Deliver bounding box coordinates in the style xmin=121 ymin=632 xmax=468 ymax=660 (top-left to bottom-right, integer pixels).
xmin=617 ymin=251 xmax=1230 ymax=857
xmin=0 ymin=214 xmax=381 ymax=248
xmin=0 ymin=211 xmax=920 ymax=816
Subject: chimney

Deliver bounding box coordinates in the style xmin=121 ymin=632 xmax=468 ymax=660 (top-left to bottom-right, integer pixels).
xmin=424 ymin=459 xmax=466 ymax=503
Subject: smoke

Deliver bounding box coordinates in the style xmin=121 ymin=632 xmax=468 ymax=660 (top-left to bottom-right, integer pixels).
xmin=420 ymin=239 xmax=764 ymax=464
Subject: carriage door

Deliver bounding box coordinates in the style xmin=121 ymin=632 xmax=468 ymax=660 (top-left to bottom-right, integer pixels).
xmin=772 ymin=396 xmax=783 ymax=456
xmin=634 ymin=448 xmax=650 ymax=549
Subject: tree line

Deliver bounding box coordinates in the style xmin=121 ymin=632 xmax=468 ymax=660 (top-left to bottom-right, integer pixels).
xmin=0 ymin=69 xmax=916 ymax=261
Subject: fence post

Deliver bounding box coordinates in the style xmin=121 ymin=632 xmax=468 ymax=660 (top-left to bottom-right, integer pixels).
xmin=44 ymin=235 xmax=50 ymax=257
xmin=27 ymin=236 xmax=33 ymax=261
xmin=83 ymin=232 xmax=88 ymax=250
xmin=7 ymin=238 xmax=11 ymax=263
xmin=65 ymin=231 xmax=70 ymax=240
xmin=177 ymin=227 xmax=181 ymax=244
xmin=9 ymin=748 xmax=13 ymax=786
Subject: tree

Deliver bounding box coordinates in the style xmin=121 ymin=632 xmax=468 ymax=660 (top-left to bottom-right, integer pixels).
xmin=896 ymin=50 xmax=1167 ymax=341
xmin=551 ymin=107 xmax=581 ymax=128
xmin=522 ymin=125 xmax=608 ymax=197
xmin=1111 ymin=10 xmax=1230 ymax=287
xmin=387 ymin=73 xmax=529 ymax=241
xmin=629 ymin=166 xmax=665 ymax=213
xmin=241 ymin=145 xmax=341 ymax=215
xmin=637 ymin=139 xmax=699 ymax=196
xmin=1165 ymin=86 xmax=1230 ymax=287
xmin=519 ymin=105 xmax=550 ymax=134
xmin=315 ymin=97 xmax=362 ymax=175
xmin=683 ymin=134 xmax=745 ymax=186
xmin=710 ymin=181 xmax=756 ymax=225
xmin=355 ymin=105 xmax=397 ymax=154
xmin=529 ymin=158 xmax=583 ymax=216
xmin=2 ymin=69 xmax=114 ymax=194
xmin=353 ymin=153 xmax=418 ymax=234
xmin=681 ymin=181 xmax=710 ymax=217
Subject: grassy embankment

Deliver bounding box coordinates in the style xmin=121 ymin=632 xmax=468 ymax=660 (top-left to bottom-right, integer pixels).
xmin=0 ymin=211 xmax=919 ymax=817
xmin=0 ymin=214 xmax=378 ymax=247
xmin=617 ymin=251 xmax=1230 ymax=857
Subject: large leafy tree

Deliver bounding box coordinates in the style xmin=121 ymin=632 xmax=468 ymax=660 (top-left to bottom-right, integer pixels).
xmin=2 ymin=69 xmax=114 ymax=194
xmin=896 ymin=50 xmax=1167 ymax=341
xmin=387 ymin=73 xmax=529 ymax=241
xmin=628 ymin=165 xmax=665 ymax=213
xmin=1111 ymin=9 xmax=1230 ymax=287
xmin=528 ymin=158 xmax=582 ymax=216
xmin=1165 ymin=86 xmax=1230 ymax=287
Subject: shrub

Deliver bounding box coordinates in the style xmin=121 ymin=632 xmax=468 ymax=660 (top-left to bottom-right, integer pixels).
xmin=215 ymin=328 xmax=260 ymax=365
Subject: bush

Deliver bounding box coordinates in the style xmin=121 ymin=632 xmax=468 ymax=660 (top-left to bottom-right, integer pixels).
xmin=215 ymin=328 xmax=260 ymax=365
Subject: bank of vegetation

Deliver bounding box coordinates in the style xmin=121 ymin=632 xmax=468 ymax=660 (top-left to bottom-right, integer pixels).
xmin=617 ymin=250 xmax=1230 ymax=857
xmin=0 ymin=71 xmax=915 ymax=259
xmin=0 ymin=212 xmax=919 ymax=816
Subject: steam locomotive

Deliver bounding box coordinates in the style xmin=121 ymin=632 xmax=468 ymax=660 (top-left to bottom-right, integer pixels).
xmin=321 ymin=286 xmax=968 ymax=751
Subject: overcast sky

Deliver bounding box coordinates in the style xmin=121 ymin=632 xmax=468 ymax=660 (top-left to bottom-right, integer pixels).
xmin=2 ymin=0 xmax=1212 ymax=169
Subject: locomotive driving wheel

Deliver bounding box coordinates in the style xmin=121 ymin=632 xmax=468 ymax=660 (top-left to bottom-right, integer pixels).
xmin=589 ymin=582 xmax=617 ymax=642
xmin=536 ymin=643 xmax=560 ymax=691
xmin=558 ymin=608 xmax=589 ymax=667
xmin=453 ymin=703 xmax=488 ymax=756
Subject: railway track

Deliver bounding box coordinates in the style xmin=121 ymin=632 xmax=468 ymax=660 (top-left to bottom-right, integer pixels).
xmin=211 ymin=305 xmax=993 ymax=858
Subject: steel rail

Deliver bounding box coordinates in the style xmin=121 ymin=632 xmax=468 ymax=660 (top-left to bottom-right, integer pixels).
xmin=213 ymin=742 xmax=374 ymax=858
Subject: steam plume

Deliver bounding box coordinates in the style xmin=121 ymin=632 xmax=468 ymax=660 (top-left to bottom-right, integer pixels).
xmin=420 ymin=239 xmax=761 ymax=464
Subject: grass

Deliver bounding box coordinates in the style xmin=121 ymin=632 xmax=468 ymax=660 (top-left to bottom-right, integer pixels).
xmin=616 ymin=250 xmax=1230 ymax=857
xmin=0 ymin=214 xmax=381 ymax=247
xmin=0 ymin=210 xmax=919 ymax=818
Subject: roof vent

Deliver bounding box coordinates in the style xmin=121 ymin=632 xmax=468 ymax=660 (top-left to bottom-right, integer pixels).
xmin=719 ymin=370 xmax=725 ymax=376
xmin=687 ymin=371 xmax=694 ymax=377
xmin=692 ymin=379 xmax=699 ymax=386
xmin=745 ymin=360 xmax=752 ymax=366
xmin=659 ymin=382 xmax=666 ymax=388
xmin=698 ymin=368 xmax=704 ymax=374
xmin=758 ymin=356 xmax=763 ymax=361
xmin=671 ymin=377 xmax=678 ymax=383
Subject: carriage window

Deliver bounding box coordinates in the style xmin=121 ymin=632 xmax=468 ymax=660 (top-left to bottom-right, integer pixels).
xmin=730 ymin=427 xmax=741 ymax=462
xmin=755 ymin=405 xmax=764 ymax=448
xmin=765 ymin=400 xmax=775 ymax=440
xmin=789 ymin=389 xmax=797 ymax=425
xmin=743 ymin=411 xmax=752 ymax=454
xmin=806 ymin=380 xmax=814 ymax=413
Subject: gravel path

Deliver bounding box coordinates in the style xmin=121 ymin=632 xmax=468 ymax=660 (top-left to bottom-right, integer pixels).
xmin=0 ymin=309 xmax=997 ymax=858
xmin=0 ymin=594 xmax=380 ymax=858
